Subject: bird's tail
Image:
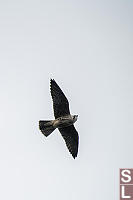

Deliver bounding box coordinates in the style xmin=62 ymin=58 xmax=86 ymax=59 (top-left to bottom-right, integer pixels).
xmin=39 ymin=120 xmax=55 ymax=137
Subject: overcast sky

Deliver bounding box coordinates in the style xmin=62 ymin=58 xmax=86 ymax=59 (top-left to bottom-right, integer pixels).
xmin=0 ymin=0 xmax=133 ymax=199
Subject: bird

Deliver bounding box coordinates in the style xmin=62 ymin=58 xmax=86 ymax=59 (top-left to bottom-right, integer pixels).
xmin=39 ymin=79 xmax=79 ymax=159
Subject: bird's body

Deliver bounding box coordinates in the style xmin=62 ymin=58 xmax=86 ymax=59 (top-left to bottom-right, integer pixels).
xmin=53 ymin=115 xmax=78 ymax=128
xmin=39 ymin=79 xmax=79 ymax=159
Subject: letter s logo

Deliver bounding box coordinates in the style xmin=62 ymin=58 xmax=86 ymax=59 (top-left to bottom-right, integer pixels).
xmin=121 ymin=170 xmax=131 ymax=183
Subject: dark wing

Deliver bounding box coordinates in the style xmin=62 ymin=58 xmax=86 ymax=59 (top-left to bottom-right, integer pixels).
xmin=50 ymin=79 xmax=70 ymax=118
xmin=59 ymin=125 xmax=79 ymax=159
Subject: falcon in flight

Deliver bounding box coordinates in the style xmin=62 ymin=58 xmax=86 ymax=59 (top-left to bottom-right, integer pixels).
xmin=39 ymin=79 xmax=79 ymax=159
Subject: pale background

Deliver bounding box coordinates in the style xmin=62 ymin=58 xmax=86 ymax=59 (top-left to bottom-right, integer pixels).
xmin=0 ymin=0 xmax=133 ymax=199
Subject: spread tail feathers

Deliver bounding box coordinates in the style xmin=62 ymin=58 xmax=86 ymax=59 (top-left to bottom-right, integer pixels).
xmin=39 ymin=120 xmax=55 ymax=137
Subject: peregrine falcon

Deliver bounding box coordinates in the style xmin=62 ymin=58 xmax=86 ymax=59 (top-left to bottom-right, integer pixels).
xmin=39 ymin=79 xmax=79 ymax=159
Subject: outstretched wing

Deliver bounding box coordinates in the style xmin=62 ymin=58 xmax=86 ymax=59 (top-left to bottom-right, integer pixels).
xmin=50 ymin=79 xmax=70 ymax=118
xmin=59 ymin=125 xmax=79 ymax=159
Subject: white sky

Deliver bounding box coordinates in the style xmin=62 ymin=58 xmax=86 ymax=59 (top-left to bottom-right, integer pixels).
xmin=0 ymin=0 xmax=133 ymax=199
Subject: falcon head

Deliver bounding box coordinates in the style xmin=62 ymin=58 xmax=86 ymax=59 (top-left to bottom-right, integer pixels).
xmin=72 ymin=115 xmax=78 ymax=123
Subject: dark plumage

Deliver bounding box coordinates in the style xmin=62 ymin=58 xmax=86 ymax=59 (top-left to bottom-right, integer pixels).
xmin=39 ymin=79 xmax=79 ymax=159
xmin=50 ymin=79 xmax=70 ymax=118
